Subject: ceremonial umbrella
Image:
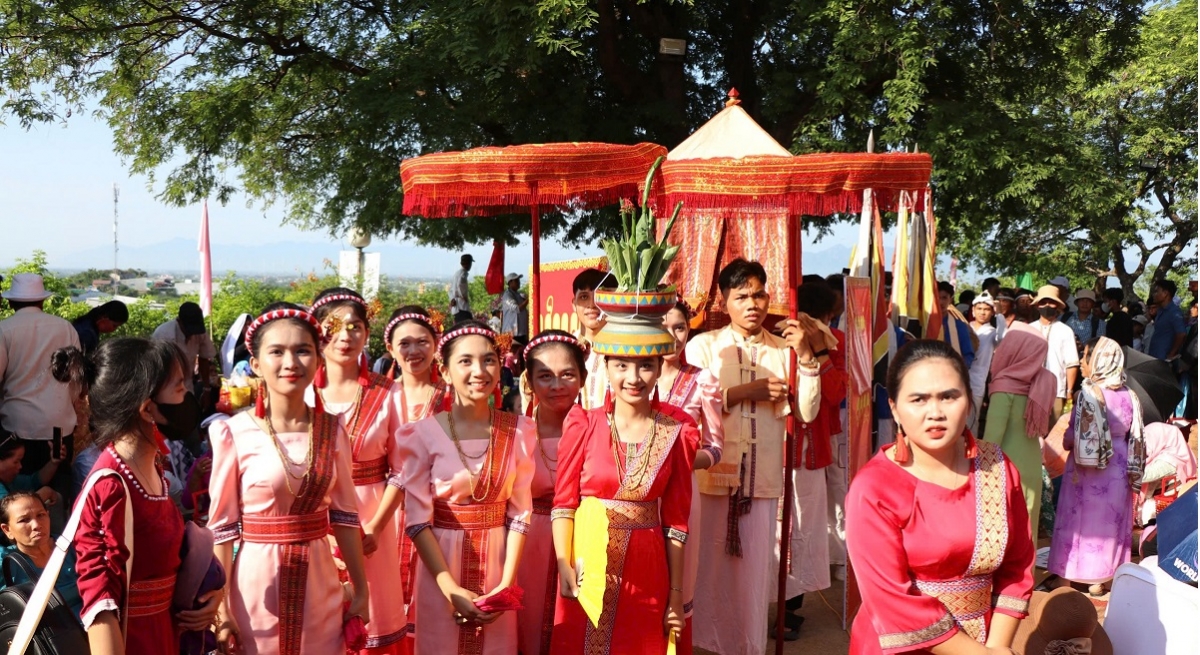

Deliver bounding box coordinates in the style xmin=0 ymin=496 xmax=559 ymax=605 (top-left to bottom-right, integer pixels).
xmin=1122 ymin=347 xmax=1184 ymax=424
xmin=400 ymin=142 xmax=667 ymax=331
xmin=653 ymin=90 xmax=933 ymax=649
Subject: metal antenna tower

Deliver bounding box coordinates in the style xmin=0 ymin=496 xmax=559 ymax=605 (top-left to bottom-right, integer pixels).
xmin=112 ymin=183 xmax=119 ymax=283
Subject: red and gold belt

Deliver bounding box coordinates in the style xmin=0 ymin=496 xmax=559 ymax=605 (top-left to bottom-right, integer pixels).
xmin=128 ymin=574 xmax=176 ymax=618
xmin=433 ymin=500 xmax=506 ymax=531
xmin=352 ymin=456 xmax=389 ymax=486
xmin=241 ymin=512 xmax=330 ymax=544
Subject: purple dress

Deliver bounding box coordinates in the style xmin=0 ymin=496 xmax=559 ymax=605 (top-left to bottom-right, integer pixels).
xmin=1047 ymin=387 xmax=1135 ymax=583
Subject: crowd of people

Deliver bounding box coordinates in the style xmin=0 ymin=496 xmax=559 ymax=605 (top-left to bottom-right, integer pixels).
xmin=0 ymin=259 xmax=1195 ymax=655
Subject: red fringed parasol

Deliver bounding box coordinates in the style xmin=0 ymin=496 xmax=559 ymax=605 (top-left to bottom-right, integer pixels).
xmin=660 ymin=151 xmax=932 ymax=216
xmin=400 ymin=142 xmax=667 ymax=330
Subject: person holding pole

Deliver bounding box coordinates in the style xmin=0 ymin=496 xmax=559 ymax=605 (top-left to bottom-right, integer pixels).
xmin=685 ymin=259 xmax=819 ymax=655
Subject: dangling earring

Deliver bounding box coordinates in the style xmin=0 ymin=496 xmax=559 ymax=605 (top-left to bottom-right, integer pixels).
xmin=650 ymin=384 xmax=662 ymax=412
xmin=963 ymin=427 xmax=979 ymax=459
xmin=150 ymin=424 xmax=171 ymax=456
xmin=357 ymin=352 xmax=371 ymax=387
xmin=442 ymin=391 xmax=453 ymax=413
xmin=894 ymin=424 xmax=912 ymax=464
xmin=603 ymin=386 xmax=615 ymax=415
xmin=387 ymin=358 xmax=398 ymax=380
xmin=314 ymin=364 xmax=328 ymax=390
xmin=255 ymin=380 xmax=267 ymax=419
xmin=493 ymin=382 xmax=503 ymax=409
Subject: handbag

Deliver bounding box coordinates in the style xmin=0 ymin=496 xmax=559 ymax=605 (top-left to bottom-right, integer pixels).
xmin=0 ymin=552 xmax=88 ymax=655
xmin=4 ymin=468 xmax=134 ymax=655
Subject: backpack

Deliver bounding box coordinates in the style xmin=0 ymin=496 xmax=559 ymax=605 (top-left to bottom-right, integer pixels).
xmin=0 ymin=553 xmax=88 ymax=655
xmin=3 ymin=469 xmax=133 ymax=655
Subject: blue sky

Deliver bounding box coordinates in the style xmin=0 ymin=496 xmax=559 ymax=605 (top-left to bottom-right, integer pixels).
xmin=1 ymin=107 xmax=948 ymax=280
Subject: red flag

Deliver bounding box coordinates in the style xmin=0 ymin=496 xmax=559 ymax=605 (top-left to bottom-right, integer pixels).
xmin=484 ymin=240 xmax=505 ymax=295
xmin=199 ymin=200 xmax=212 ymax=317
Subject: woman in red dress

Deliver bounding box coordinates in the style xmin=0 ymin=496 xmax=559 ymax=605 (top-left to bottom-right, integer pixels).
xmin=53 ymin=338 xmax=221 ymax=654
xmin=550 ymin=322 xmax=696 ymax=655
xmin=846 ymin=340 xmax=1034 ymax=655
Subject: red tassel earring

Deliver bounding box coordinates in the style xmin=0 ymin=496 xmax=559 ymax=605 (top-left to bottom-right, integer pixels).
xmin=603 ymin=387 xmax=615 ymax=415
xmin=493 ymin=382 xmax=503 ymax=409
xmin=314 ymin=364 xmax=328 ymax=390
xmin=442 ymin=391 xmax=453 ymax=413
xmin=150 ymin=424 xmax=171 ymax=456
xmin=255 ymin=380 xmax=267 ymax=419
xmin=894 ymin=424 xmax=911 ymax=464
xmin=963 ymin=428 xmax=979 ymax=459
xmin=357 ymin=352 xmax=371 ymax=387
xmin=650 ymin=384 xmax=662 ymax=412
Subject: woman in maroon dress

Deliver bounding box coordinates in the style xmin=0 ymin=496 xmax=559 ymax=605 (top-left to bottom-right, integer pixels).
xmin=846 ymin=340 xmax=1033 ymax=655
xmin=52 ymin=338 xmax=221 ymax=654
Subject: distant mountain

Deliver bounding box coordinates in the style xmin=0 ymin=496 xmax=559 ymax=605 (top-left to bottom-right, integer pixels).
xmin=62 ymin=238 xmax=465 ymax=278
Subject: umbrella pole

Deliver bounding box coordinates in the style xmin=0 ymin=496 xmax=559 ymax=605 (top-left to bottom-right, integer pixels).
xmin=530 ymin=205 xmax=542 ymax=334
xmin=775 ymin=213 xmax=801 ymax=652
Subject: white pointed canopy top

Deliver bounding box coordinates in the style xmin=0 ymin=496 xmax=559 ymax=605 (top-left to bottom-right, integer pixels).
xmin=668 ymin=102 xmax=791 ymax=160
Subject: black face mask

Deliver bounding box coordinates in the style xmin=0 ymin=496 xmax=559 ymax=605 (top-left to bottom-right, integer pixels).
xmin=1038 ymin=306 xmax=1060 ymax=320
xmin=155 ymin=391 xmax=200 ymax=441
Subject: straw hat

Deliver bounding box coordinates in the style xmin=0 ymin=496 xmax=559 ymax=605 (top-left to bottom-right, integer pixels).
xmin=1 ymin=273 xmax=53 ymax=301
xmin=1033 ymin=285 xmax=1067 ymax=310
xmin=1012 ymin=587 xmax=1112 ymax=655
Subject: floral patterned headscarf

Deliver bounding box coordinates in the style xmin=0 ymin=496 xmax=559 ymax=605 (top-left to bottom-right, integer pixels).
xmin=1073 ymin=337 xmax=1146 ymax=490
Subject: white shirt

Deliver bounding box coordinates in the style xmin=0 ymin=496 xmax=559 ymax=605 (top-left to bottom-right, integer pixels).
xmin=1037 ymin=320 xmax=1080 ymax=399
xmin=151 ymin=319 xmax=216 ymax=375
xmin=450 ymin=267 xmax=470 ymax=313
xmin=0 ymin=307 xmax=80 ymax=438
xmin=968 ymin=323 xmax=998 ymax=400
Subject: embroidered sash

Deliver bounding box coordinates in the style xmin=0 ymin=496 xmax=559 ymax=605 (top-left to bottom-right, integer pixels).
xmin=350 ymin=373 xmax=394 ymax=459
xmin=914 ymin=441 xmax=1008 ymax=643
xmin=664 ymin=364 xmax=702 ymax=409
xmin=584 ymin=412 xmax=683 ymax=654
xmin=399 ymin=381 xmax=448 ymax=609
xmin=277 ymin=409 xmax=339 ymax=655
xmin=454 ymin=410 xmax=519 ymax=655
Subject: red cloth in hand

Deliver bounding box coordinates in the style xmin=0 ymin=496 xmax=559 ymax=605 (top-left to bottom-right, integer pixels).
xmin=474 ymin=585 xmax=525 ymax=613
xmin=344 ymin=615 xmax=368 ymax=650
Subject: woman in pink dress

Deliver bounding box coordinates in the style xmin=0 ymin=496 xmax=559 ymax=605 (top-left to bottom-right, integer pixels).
xmin=209 ymin=304 xmax=370 ymax=655
xmin=550 ymin=323 xmax=696 ymax=655
xmin=846 ymin=340 xmax=1033 ymax=655
xmin=658 ymin=302 xmax=723 ymax=654
xmin=311 ymin=288 xmax=409 ymax=654
xmin=54 ymin=338 xmax=221 ymax=654
xmin=384 ymin=306 xmax=449 ymax=618
xmin=517 ymin=330 xmax=587 ymax=655
xmin=399 ymin=320 xmax=536 ymax=655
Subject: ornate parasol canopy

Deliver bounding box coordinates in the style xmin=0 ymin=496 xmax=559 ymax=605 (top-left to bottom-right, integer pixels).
xmin=400 ymin=142 xmax=668 ymax=330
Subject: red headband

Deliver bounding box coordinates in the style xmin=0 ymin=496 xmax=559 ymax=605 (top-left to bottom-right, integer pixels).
xmin=437 ymin=326 xmax=498 ymax=353
xmin=310 ymin=292 xmax=367 ymax=314
xmin=385 ymin=313 xmax=438 ymax=342
xmin=244 ymin=309 xmax=324 ymax=351
xmin=524 ymin=333 xmax=585 ymax=354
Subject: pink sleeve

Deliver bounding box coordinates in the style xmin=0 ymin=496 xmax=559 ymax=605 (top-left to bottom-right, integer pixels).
xmin=661 ymin=424 xmax=696 ymax=542
xmin=398 ymin=421 xmax=434 ymax=537
xmin=845 ymin=466 xmax=958 ymax=653
xmin=992 ymin=456 xmax=1034 ymax=618
xmin=74 ymin=475 xmax=129 ymax=630
xmin=696 ymin=370 xmax=725 ymax=463
xmin=551 ymin=406 xmax=590 ymax=517
xmin=1063 ymin=396 xmax=1077 ymax=451
xmin=505 ymin=417 xmax=536 ymax=533
xmin=328 ymin=423 xmax=361 ymax=527
xmin=386 ymin=389 xmax=407 ymax=489
xmin=206 ymin=420 xmax=242 ymax=544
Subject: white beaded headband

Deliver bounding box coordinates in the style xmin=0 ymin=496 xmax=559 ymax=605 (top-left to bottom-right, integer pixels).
xmin=244 ymin=309 xmax=323 ymax=350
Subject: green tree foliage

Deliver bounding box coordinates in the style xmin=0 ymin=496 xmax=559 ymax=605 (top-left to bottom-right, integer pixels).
xmin=0 ymin=0 xmax=1148 ymax=261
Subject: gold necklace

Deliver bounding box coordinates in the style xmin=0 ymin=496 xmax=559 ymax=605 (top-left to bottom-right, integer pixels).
xmin=534 ymin=408 xmax=560 ymax=475
xmin=608 ymin=412 xmax=658 ymax=491
xmin=264 ymin=410 xmax=314 ymax=496
xmin=447 ymin=408 xmax=498 ymax=502
xmin=319 ymin=383 xmax=365 ymax=442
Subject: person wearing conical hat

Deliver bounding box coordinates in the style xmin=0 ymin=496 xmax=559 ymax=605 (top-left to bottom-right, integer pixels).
xmin=549 ymin=300 xmax=700 ymax=655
